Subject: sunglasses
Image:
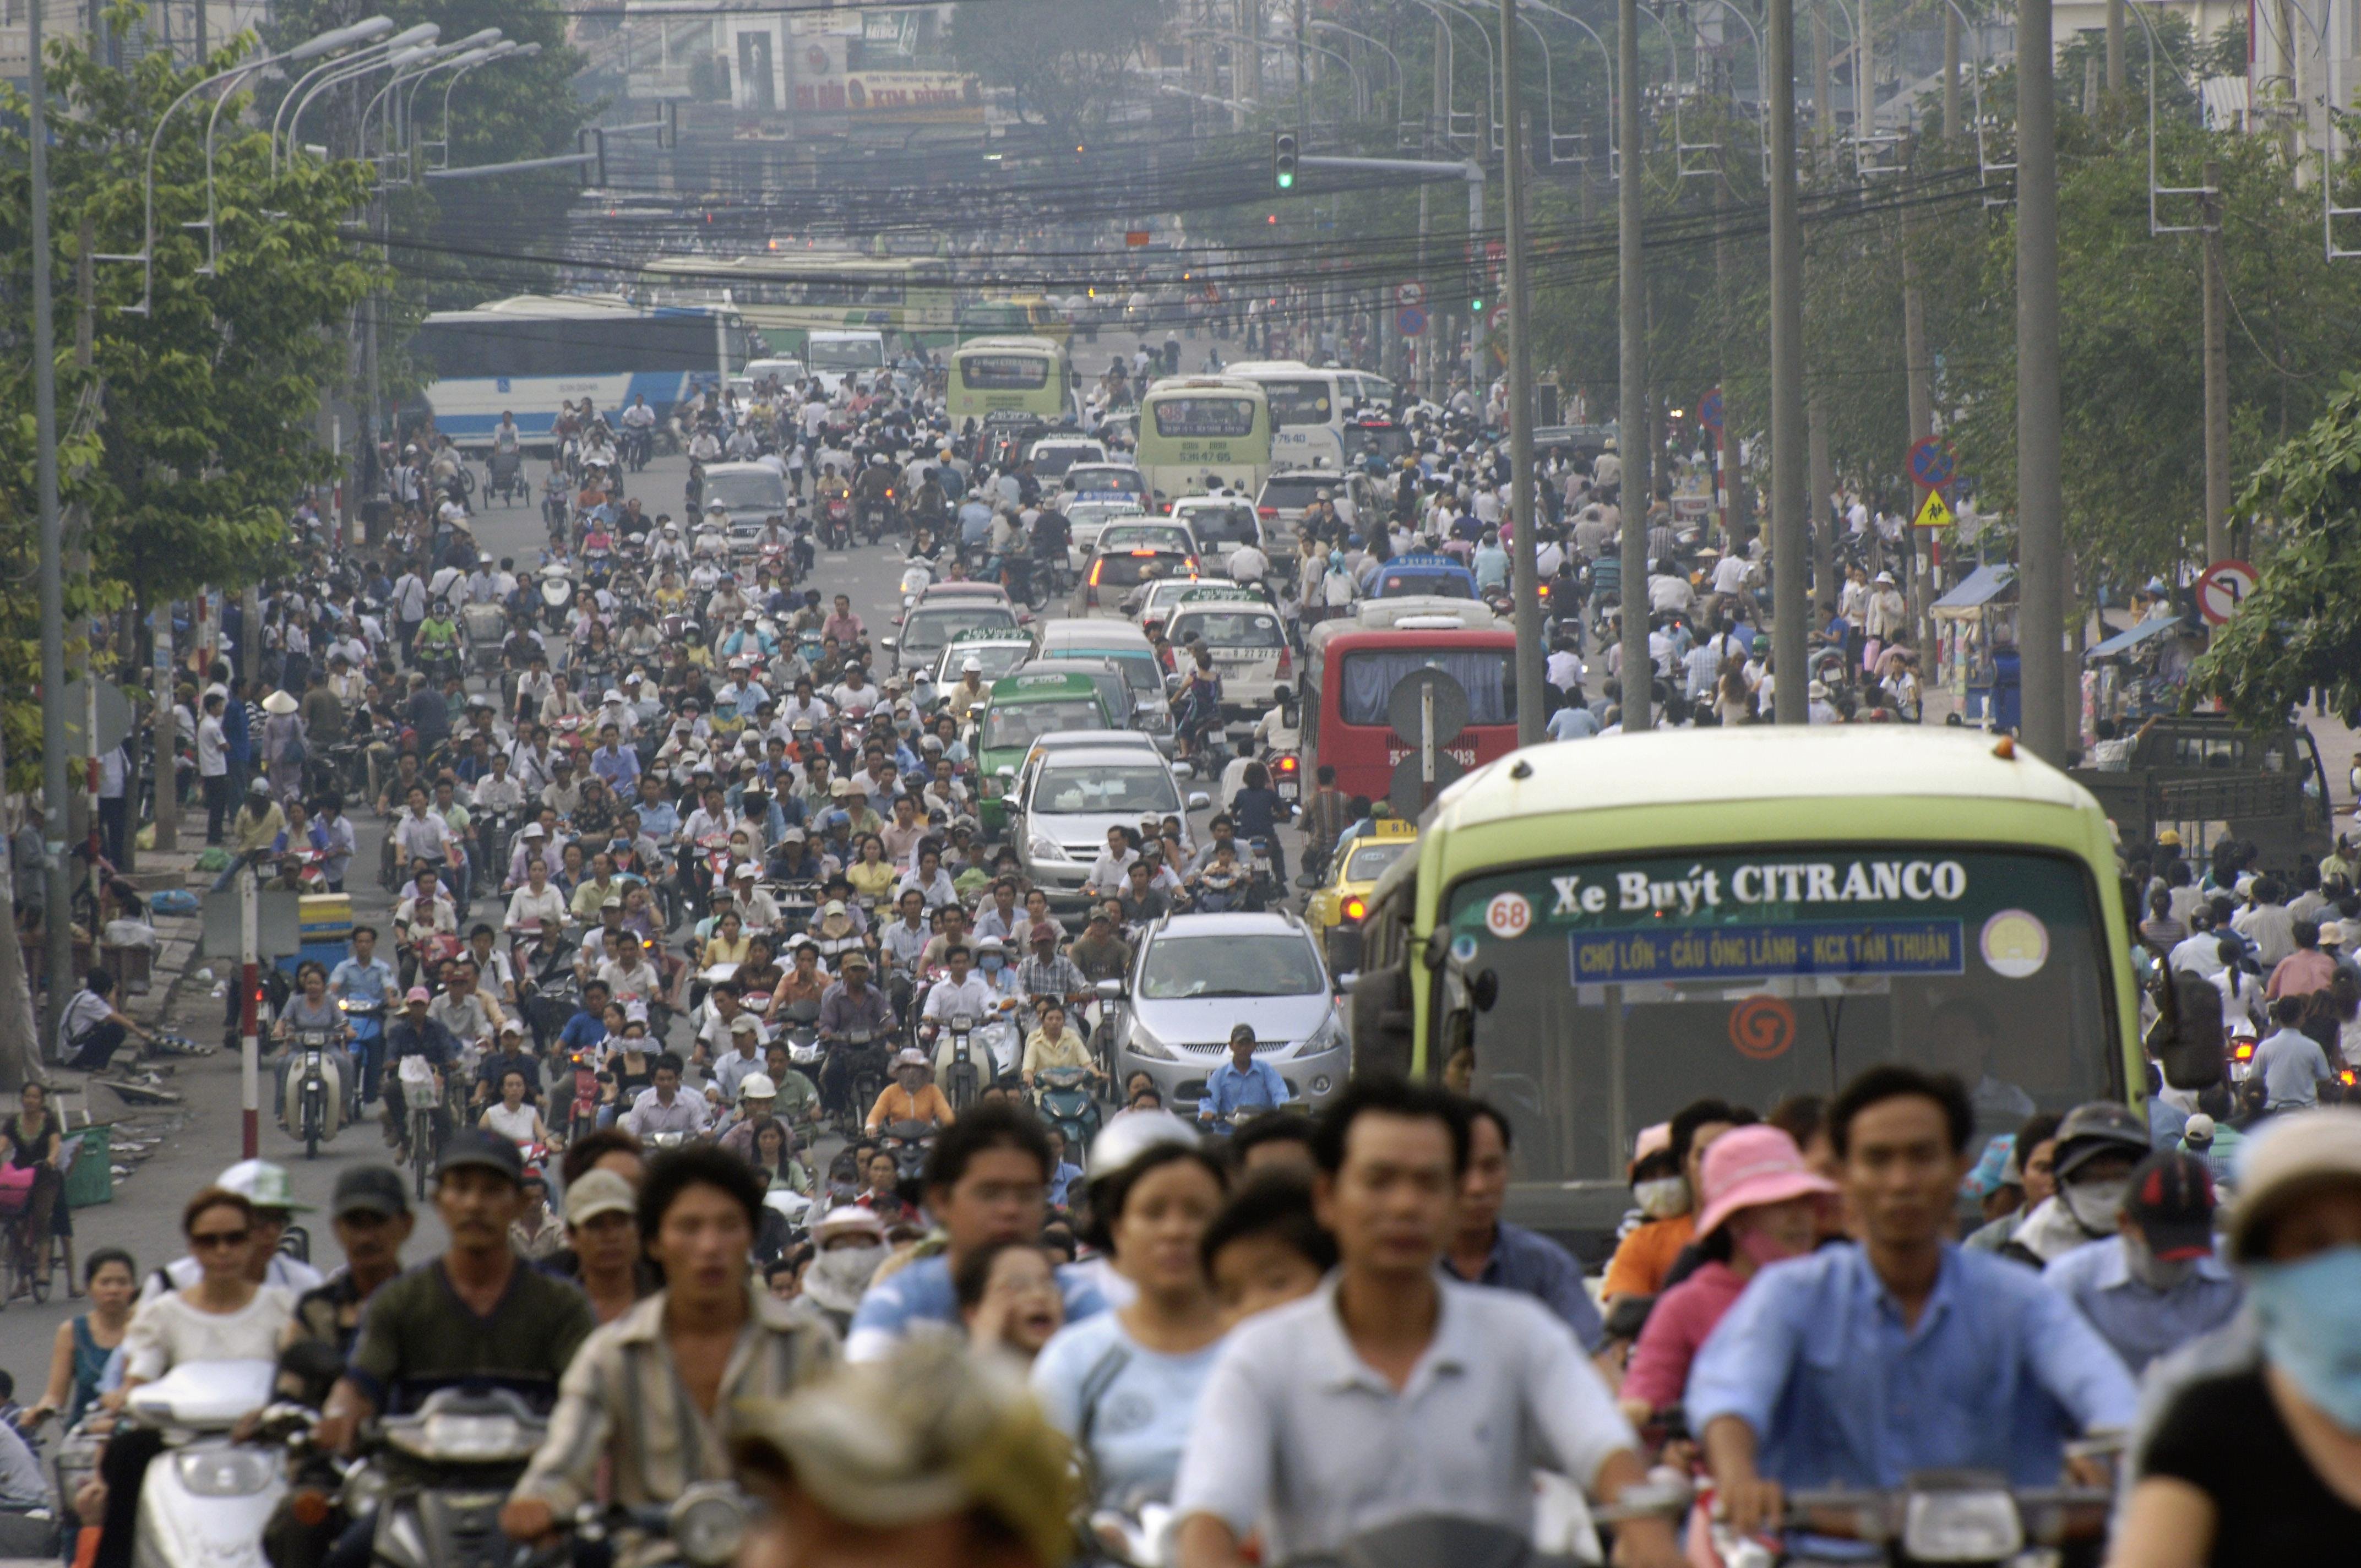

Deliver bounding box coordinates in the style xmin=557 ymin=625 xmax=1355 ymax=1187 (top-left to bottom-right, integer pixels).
xmin=191 ymin=1229 xmax=251 ymax=1250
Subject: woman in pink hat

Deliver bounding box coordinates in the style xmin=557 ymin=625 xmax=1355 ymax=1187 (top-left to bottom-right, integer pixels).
xmin=1618 ymin=1125 xmax=1837 ymax=1425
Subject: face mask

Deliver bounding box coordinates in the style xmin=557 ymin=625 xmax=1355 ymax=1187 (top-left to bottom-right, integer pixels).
xmin=1732 ymin=1221 xmax=1810 ymax=1270
xmin=804 ymin=1241 xmax=889 ymax=1308
xmin=981 ymin=955 xmax=1003 ymax=974
xmin=2062 ymin=1177 xmax=2130 ymax=1235
xmin=2249 ymin=1246 xmax=2361 ymax=1431
xmin=2122 ymin=1231 xmax=2198 ymax=1292
xmin=1633 ymin=1177 xmax=1689 ymax=1221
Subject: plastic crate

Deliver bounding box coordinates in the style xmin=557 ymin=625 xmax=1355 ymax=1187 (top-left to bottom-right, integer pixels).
xmin=62 ymin=1125 xmax=111 ymax=1208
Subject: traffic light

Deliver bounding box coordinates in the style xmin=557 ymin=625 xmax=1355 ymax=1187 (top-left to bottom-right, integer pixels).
xmin=1273 ymin=131 xmax=1298 ymax=191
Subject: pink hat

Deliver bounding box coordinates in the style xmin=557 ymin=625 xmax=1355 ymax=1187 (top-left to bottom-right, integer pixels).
xmin=1693 ymin=1125 xmax=1838 ymax=1239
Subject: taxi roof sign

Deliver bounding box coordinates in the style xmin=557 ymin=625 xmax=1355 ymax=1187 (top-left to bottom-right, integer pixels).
xmin=992 ymin=671 xmax=1101 ymax=698
xmin=1174 ymin=584 xmax=1259 ymax=603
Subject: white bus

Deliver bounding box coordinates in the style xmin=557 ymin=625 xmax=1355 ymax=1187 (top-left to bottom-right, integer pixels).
xmin=1215 ymin=360 xmax=1397 ymax=471
xmin=405 ymin=295 xmax=754 ymax=449
xmin=1135 ymin=377 xmax=1274 ymax=510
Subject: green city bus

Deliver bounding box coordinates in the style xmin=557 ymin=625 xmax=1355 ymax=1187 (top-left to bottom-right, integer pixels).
xmin=1135 ymin=376 xmax=1274 ymax=510
xmin=948 ymin=336 xmax=1074 ymax=426
xmin=635 ymin=252 xmax=956 ymax=353
xmin=1348 ymin=727 xmax=2144 ymax=1250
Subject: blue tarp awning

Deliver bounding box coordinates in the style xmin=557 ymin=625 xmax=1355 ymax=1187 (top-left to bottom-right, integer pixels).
xmin=2086 ymin=616 xmax=2183 ymax=659
xmin=1933 ymin=564 xmax=2016 ymax=612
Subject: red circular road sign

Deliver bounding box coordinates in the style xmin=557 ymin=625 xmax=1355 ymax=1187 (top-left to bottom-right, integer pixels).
xmin=1908 ymin=436 xmax=1957 ymax=490
xmin=2196 ymin=559 xmax=2259 ymax=625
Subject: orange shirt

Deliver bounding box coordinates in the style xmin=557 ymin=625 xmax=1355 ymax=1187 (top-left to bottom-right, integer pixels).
xmin=1601 ymin=1211 xmax=1695 ymax=1299
xmin=867 ymin=1081 xmax=954 ymax=1132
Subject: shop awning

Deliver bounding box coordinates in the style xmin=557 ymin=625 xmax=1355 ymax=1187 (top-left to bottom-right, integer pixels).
xmin=1932 ymin=564 xmax=2016 ymax=614
xmin=2085 ymin=616 xmax=2183 ymax=659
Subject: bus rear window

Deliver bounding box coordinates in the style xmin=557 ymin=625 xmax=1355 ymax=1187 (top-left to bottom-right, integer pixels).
xmin=961 ymin=356 xmax=1051 ymax=390
xmin=1263 ymin=379 xmax=1334 ymax=427
xmin=1337 ymin=650 xmax=1513 ymax=725
xmin=1153 ymin=398 xmax=1258 ymax=438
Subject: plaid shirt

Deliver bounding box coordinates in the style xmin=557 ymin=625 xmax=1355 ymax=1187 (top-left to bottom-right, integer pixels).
xmin=513 ymin=1286 xmax=835 ymax=1560
xmin=1017 ymin=952 xmax=1088 ymax=1005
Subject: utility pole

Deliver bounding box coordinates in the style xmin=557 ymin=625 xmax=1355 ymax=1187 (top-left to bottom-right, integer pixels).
xmin=1900 ymin=150 xmax=1936 ymax=657
xmin=1943 ymin=5 xmax=1961 ymax=141
xmin=2106 ymin=0 xmax=2124 ymax=96
xmin=30 ymin=0 xmax=74 ymax=1055
xmin=1813 ymin=5 xmax=1834 ymax=165
xmin=1294 ymin=0 xmax=1308 ymax=136
xmin=151 ymin=606 xmax=177 ymax=850
xmin=2202 ymin=161 xmax=2231 ymax=562
xmin=1618 ymin=0 xmax=1651 ymax=730
xmin=2016 ymin=0 xmax=2066 ymax=761
xmin=1502 ymin=0 xmax=1543 ymax=747
xmin=1770 ymin=0 xmax=1808 ymax=722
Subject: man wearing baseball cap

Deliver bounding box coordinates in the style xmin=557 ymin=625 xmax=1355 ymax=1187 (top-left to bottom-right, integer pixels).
xmin=2042 ymin=1147 xmax=2243 ymax=1374
xmin=2000 ymin=1099 xmax=2155 ymax=1267
xmin=315 ymin=1129 xmax=593 ymax=1458
xmin=289 ymin=1166 xmax=415 ymax=1356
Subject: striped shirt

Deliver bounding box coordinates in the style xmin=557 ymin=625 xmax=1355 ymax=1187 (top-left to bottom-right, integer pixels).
xmin=513 ymin=1285 xmax=836 ymax=1559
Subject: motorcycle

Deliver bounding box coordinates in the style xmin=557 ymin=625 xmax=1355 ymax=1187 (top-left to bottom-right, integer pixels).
xmin=282 ymin=1025 xmax=345 ymax=1159
xmin=820 ymin=493 xmax=853 ymax=551
xmin=537 ymin=568 xmax=574 ymax=633
xmin=621 ymin=424 xmax=652 ymax=473
xmin=338 ymin=996 xmax=383 ymax=1112
xmin=1032 ymin=1066 xmax=1102 ymax=1161
xmin=519 ymin=1484 xmax=753 ymax=1568
xmin=935 ymin=1012 xmax=988 ymax=1110
xmin=878 ymin=1116 xmax=938 ymax=1183
xmin=353 ymin=1387 xmax=548 ymax=1568
xmin=127 ymin=1360 xmax=287 ymax=1568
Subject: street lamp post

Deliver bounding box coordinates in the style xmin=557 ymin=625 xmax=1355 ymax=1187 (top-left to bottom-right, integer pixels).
xmin=271 ymin=21 xmax=440 ymax=171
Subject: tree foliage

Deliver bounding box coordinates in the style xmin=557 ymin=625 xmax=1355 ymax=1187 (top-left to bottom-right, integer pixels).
xmin=2187 ymin=374 xmax=2361 ymax=728
xmin=0 ymin=14 xmax=379 ymax=776
xmin=951 ymin=0 xmax=1169 ymax=146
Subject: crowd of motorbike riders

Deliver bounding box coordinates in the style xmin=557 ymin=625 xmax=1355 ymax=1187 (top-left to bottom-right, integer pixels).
xmin=42 ymin=360 xmax=2359 ymax=1568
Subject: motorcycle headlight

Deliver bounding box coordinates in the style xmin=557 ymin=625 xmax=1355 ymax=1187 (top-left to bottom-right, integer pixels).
xmin=389 ymin=1411 xmax=540 ymax=1463
xmin=176 ymin=1447 xmax=278 ymax=1497
xmin=1902 ymin=1488 xmax=2023 ymax=1562
xmin=1027 ymin=834 xmax=1068 ymax=863
xmin=668 ymin=1484 xmax=753 ymax=1568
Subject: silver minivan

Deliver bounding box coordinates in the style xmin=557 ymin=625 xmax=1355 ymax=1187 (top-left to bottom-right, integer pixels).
xmin=1107 ymin=911 xmax=1346 ymax=1113
xmin=1014 ymin=741 xmax=1206 ymax=903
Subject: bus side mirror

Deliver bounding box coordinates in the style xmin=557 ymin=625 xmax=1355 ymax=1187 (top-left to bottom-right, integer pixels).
xmin=2149 ymin=971 xmax=2226 ymax=1092
xmin=1350 ymin=961 xmax=1415 ymax=1079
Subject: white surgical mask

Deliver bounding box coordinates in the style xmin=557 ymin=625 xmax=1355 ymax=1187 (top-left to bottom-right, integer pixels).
xmin=1633 ymin=1177 xmax=1690 ymax=1221
xmin=2062 ymin=1177 xmax=2130 ymax=1236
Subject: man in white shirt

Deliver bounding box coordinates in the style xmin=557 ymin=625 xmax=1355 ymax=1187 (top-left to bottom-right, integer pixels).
xmin=919 ymin=945 xmax=997 ymax=1036
xmin=1171 ymin=1079 xmax=1676 ymax=1568
xmin=471 ymin=752 xmax=527 ymax=816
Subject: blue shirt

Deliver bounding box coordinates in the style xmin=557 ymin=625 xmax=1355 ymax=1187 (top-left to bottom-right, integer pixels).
xmin=2042 ymin=1237 xmax=2245 ymax=1375
xmin=1547 ymin=705 xmax=1600 ymax=742
xmin=845 ymin=1252 xmax=1107 ymax=1362
xmin=2252 ymin=1026 xmax=2332 ymax=1107
xmin=1471 ymin=545 xmax=1509 ymax=590
xmin=1686 ymin=1242 xmax=2139 ymax=1489
xmin=329 ymin=955 xmax=399 ymax=1007
xmin=1199 ymin=1059 xmax=1291 ymax=1123
xmin=1032 ymin=1311 xmax=1223 ymax=1509
xmin=637 ymin=797 xmax=681 ymax=842
xmin=1448 ymin=1223 xmax=1606 ymax=1353
xmin=589 ymin=745 xmax=640 ymax=791
xmin=558 ymin=1010 xmax=609 ymax=1057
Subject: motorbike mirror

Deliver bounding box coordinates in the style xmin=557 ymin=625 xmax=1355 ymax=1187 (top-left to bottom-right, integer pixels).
xmin=1187 ymin=792 xmax=1210 ymax=810
xmin=1094 ymin=977 xmax=1125 ymax=1000
xmin=1294 ymin=872 xmax=1322 ymax=890
xmin=879 ymin=637 xmax=896 ymax=649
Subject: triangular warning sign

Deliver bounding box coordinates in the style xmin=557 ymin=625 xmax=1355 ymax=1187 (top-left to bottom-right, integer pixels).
xmin=1911 ymin=488 xmax=1955 ymax=530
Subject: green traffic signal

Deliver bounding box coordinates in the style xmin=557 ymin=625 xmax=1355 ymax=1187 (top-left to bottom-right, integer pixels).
xmin=1273 ymin=131 xmax=1298 ymax=192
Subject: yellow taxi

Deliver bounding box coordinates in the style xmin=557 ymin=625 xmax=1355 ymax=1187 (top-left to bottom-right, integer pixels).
xmin=1304 ymin=819 xmax=1419 ymax=974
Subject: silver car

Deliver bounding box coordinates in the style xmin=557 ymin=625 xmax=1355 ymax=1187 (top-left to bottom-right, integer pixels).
xmin=1108 ymin=912 xmax=1347 ymax=1114
xmin=1013 ymin=743 xmax=1206 ymax=903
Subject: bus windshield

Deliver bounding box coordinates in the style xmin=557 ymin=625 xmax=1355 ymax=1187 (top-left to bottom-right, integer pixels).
xmin=1441 ymin=847 xmax=2118 ymax=1185
xmin=1337 ymin=649 xmax=1514 ymax=725
xmin=1152 ymin=397 xmax=1258 ymax=438
xmin=960 ymin=354 xmax=1051 ymax=389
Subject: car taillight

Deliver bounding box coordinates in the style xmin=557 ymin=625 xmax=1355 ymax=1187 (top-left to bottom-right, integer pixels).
xmin=1258 ymin=506 xmax=1277 ymax=519
xmin=1276 ymin=646 xmax=1293 ymax=678
xmin=1343 ymin=897 xmax=1366 ymax=921
xmin=1089 ymin=560 xmax=1105 ymax=585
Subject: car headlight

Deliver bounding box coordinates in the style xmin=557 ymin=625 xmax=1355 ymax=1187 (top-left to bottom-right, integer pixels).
xmin=176 ymin=1447 xmax=278 ymax=1497
xmin=1125 ymin=1021 xmax=1177 ymax=1061
xmin=1302 ymin=1014 xmax=1343 ymax=1055
xmin=1028 ymin=834 xmax=1068 ymax=862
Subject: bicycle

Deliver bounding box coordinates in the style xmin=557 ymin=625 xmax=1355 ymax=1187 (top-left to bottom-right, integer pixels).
xmin=0 ymin=1167 xmax=52 ymax=1306
xmin=399 ymin=1056 xmax=446 ymax=1201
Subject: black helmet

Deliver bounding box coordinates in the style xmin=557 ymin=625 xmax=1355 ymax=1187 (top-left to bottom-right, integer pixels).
xmin=2051 ymin=1101 xmax=2151 ymax=1181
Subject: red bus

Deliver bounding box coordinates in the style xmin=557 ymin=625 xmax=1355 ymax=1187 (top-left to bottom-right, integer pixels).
xmin=1299 ymin=611 xmax=1519 ymax=804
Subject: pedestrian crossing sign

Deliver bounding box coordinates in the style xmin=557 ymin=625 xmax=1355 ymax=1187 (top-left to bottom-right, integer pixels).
xmin=1911 ymin=488 xmax=1955 ymax=530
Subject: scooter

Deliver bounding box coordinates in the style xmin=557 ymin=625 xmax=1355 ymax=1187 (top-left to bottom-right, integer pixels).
xmin=354 ymin=1387 xmax=548 ymax=1568
xmin=1032 ymin=1066 xmax=1103 ymax=1160
xmin=282 ymin=1025 xmax=345 ymax=1159
xmin=128 ymin=1360 xmax=287 ymax=1568
xmin=538 ymin=568 xmax=574 ymax=633
xmin=878 ymin=1117 xmax=938 ymax=1183
xmin=338 ymin=995 xmax=383 ymax=1111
